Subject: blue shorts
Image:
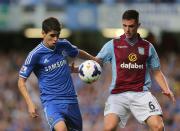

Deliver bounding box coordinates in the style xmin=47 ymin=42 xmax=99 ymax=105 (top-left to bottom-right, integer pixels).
xmin=44 ymin=103 xmax=82 ymax=131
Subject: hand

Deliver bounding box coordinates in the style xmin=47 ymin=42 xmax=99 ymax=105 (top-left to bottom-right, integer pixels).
xmin=93 ymin=57 xmax=103 ymax=66
xmin=70 ymin=62 xmax=79 ymax=73
xmin=28 ymin=103 xmax=39 ymax=118
xmin=162 ymin=90 xmax=176 ymax=104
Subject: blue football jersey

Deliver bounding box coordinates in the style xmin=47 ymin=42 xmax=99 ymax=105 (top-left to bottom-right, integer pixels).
xmin=19 ymin=39 xmax=79 ymax=107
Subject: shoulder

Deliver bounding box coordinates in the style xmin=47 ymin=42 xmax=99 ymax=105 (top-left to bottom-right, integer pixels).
xmin=99 ymin=39 xmax=114 ymax=54
xmin=112 ymin=35 xmax=125 ymax=46
xmin=56 ymin=39 xmax=75 ymax=48
xmin=29 ymin=44 xmax=43 ymax=56
xmin=103 ymin=39 xmax=114 ymax=47
xmin=140 ymin=39 xmax=158 ymax=58
xmin=26 ymin=44 xmax=43 ymax=62
xmin=56 ymin=39 xmax=71 ymax=45
xmin=142 ymin=39 xmax=156 ymax=50
xmin=141 ymin=38 xmax=153 ymax=47
xmin=113 ymin=36 xmax=122 ymax=42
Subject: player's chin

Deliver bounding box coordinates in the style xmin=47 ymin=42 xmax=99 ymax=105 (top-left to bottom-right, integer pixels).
xmin=126 ymin=34 xmax=133 ymax=39
xmin=52 ymin=42 xmax=56 ymax=45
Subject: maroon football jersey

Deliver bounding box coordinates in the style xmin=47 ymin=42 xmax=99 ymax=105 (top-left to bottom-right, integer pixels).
xmin=111 ymin=34 xmax=150 ymax=94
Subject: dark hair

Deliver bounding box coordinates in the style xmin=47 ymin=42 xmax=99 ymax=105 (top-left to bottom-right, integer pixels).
xmin=122 ymin=10 xmax=139 ymax=23
xmin=42 ymin=17 xmax=61 ymax=33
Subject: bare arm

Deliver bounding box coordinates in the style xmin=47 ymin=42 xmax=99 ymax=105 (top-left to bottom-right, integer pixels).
xmin=78 ymin=50 xmax=100 ymax=63
xmin=69 ymin=62 xmax=79 ymax=73
xmin=69 ymin=50 xmax=102 ymax=73
xmin=18 ymin=77 xmax=39 ymax=118
xmin=152 ymin=69 xmax=175 ymax=103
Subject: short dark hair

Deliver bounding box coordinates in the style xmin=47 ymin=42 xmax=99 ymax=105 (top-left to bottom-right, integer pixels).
xmin=122 ymin=10 xmax=139 ymax=23
xmin=42 ymin=17 xmax=62 ymax=33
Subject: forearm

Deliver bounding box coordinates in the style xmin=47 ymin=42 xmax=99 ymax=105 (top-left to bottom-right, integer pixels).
xmin=78 ymin=50 xmax=96 ymax=61
xmin=69 ymin=62 xmax=79 ymax=73
xmin=78 ymin=50 xmax=102 ymax=65
xmin=153 ymin=70 xmax=170 ymax=92
xmin=152 ymin=69 xmax=175 ymax=103
xmin=18 ymin=78 xmax=34 ymax=106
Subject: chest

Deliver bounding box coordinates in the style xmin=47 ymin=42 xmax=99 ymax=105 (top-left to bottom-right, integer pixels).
xmin=113 ymin=40 xmax=149 ymax=63
xmin=39 ymin=50 xmax=66 ymax=68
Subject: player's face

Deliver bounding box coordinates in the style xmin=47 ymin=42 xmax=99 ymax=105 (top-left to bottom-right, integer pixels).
xmin=122 ymin=19 xmax=140 ymax=39
xmin=42 ymin=30 xmax=60 ymax=48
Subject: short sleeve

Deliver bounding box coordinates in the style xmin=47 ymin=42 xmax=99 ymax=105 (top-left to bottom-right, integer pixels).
xmin=147 ymin=43 xmax=160 ymax=70
xmin=19 ymin=52 xmax=38 ymax=78
xmin=64 ymin=40 xmax=79 ymax=57
xmin=96 ymin=39 xmax=113 ymax=63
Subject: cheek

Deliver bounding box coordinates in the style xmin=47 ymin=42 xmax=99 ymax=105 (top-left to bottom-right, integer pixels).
xmin=44 ymin=37 xmax=54 ymax=44
xmin=130 ymin=28 xmax=137 ymax=33
xmin=123 ymin=27 xmax=128 ymax=32
xmin=47 ymin=37 xmax=53 ymax=41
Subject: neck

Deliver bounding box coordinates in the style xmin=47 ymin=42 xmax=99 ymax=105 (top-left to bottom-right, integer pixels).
xmin=125 ymin=34 xmax=138 ymax=46
xmin=43 ymin=41 xmax=55 ymax=50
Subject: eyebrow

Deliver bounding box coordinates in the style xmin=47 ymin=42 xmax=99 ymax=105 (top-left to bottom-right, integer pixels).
xmin=50 ymin=33 xmax=60 ymax=37
xmin=123 ymin=24 xmax=135 ymax=27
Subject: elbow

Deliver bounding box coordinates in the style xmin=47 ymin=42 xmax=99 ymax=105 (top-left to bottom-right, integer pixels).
xmin=18 ymin=77 xmax=26 ymax=90
xmin=17 ymin=78 xmax=22 ymax=90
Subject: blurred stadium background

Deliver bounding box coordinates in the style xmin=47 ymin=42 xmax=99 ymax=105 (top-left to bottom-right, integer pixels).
xmin=0 ymin=0 xmax=180 ymax=131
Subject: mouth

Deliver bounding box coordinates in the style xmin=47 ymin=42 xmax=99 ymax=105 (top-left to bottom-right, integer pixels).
xmin=125 ymin=34 xmax=131 ymax=38
xmin=126 ymin=33 xmax=130 ymax=36
xmin=52 ymin=42 xmax=56 ymax=45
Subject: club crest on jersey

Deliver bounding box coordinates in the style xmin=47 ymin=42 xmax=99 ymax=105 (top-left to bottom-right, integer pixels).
xmin=138 ymin=47 xmax=144 ymax=55
xmin=43 ymin=58 xmax=49 ymax=63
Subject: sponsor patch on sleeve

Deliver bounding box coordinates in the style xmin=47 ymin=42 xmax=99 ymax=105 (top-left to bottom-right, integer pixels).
xmin=20 ymin=65 xmax=27 ymax=74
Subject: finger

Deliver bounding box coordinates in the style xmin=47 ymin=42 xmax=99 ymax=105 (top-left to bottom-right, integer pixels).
xmin=71 ymin=62 xmax=75 ymax=71
xmin=162 ymin=92 xmax=175 ymax=103
xmin=33 ymin=114 xmax=39 ymax=118
xmin=71 ymin=62 xmax=75 ymax=67
xmin=162 ymin=92 xmax=169 ymax=96
xmin=32 ymin=114 xmax=39 ymax=118
xmin=171 ymin=96 xmax=176 ymax=104
xmin=167 ymin=93 xmax=175 ymax=104
xmin=30 ymin=112 xmax=39 ymax=118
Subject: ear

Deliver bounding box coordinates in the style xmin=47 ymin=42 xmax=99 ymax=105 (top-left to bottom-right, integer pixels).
xmin=42 ymin=30 xmax=46 ymax=37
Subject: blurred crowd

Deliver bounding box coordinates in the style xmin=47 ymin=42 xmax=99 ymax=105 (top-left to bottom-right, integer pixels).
xmin=1 ymin=0 xmax=180 ymax=6
xmin=0 ymin=0 xmax=180 ymax=130
xmin=0 ymin=42 xmax=180 ymax=131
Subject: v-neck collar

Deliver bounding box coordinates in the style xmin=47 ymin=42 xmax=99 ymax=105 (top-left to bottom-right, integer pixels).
xmin=41 ymin=41 xmax=56 ymax=52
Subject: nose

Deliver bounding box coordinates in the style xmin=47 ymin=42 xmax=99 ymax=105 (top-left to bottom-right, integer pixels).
xmin=53 ymin=36 xmax=58 ymax=41
xmin=126 ymin=26 xmax=130 ymax=32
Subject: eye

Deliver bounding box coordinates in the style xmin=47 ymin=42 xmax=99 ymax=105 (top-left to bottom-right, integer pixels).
xmin=50 ymin=33 xmax=60 ymax=37
xmin=129 ymin=25 xmax=135 ymax=28
xmin=123 ymin=24 xmax=127 ymax=27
